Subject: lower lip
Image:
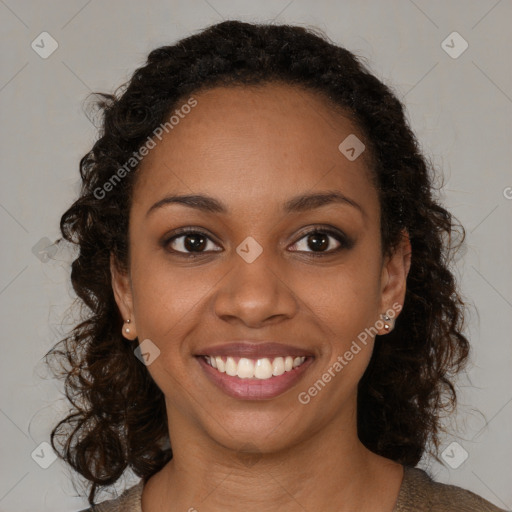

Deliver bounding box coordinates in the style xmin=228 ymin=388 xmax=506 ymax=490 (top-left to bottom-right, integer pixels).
xmin=196 ymin=356 xmax=314 ymax=400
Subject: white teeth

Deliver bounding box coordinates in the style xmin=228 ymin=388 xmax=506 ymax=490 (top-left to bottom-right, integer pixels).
xmin=204 ymin=355 xmax=307 ymax=380
xmin=237 ymin=358 xmax=254 ymax=379
xmin=272 ymin=357 xmax=285 ymax=376
xmin=254 ymin=358 xmax=273 ymax=379
xmin=215 ymin=356 xmax=225 ymax=372
xmin=225 ymin=356 xmax=237 ymax=376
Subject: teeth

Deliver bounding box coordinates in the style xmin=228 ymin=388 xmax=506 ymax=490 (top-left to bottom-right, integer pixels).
xmin=204 ymin=355 xmax=306 ymax=380
xmin=225 ymin=356 xmax=237 ymax=376
xmin=293 ymin=357 xmax=302 ymax=368
xmin=272 ymin=357 xmax=285 ymax=376
xmin=215 ymin=356 xmax=225 ymax=372
xmin=237 ymin=358 xmax=254 ymax=379
xmin=254 ymin=358 xmax=273 ymax=379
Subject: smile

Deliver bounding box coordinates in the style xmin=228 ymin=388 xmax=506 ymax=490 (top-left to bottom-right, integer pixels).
xmin=197 ymin=354 xmax=313 ymax=400
xmin=203 ymin=355 xmax=307 ymax=380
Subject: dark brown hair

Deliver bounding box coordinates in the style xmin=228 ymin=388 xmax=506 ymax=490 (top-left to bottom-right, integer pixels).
xmin=45 ymin=20 xmax=470 ymax=505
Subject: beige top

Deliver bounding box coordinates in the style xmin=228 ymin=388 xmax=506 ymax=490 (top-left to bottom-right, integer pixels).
xmin=79 ymin=465 xmax=509 ymax=511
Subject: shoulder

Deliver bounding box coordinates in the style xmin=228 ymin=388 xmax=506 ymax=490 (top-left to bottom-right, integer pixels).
xmin=76 ymin=480 xmax=144 ymax=512
xmin=396 ymin=465 xmax=509 ymax=512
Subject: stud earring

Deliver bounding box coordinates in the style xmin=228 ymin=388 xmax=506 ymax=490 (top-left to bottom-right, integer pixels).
xmin=381 ymin=313 xmax=394 ymax=332
xmin=124 ymin=318 xmax=131 ymax=335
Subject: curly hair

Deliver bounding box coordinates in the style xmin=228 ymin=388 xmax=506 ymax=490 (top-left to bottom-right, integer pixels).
xmin=44 ymin=20 xmax=470 ymax=506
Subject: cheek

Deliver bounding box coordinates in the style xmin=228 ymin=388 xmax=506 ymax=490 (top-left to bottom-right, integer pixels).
xmin=129 ymin=257 xmax=210 ymax=400
xmin=306 ymin=256 xmax=382 ymax=331
xmin=300 ymin=252 xmax=382 ymax=376
xmin=129 ymin=246 xmax=228 ymax=378
xmin=131 ymin=261 xmax=211 ymax=338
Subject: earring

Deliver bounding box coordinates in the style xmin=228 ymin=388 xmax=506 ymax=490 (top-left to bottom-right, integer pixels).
xmin=381 ymin=313 xmax=393 ymax=332
xmin=123 ymin=318 xmax=131 ymax=335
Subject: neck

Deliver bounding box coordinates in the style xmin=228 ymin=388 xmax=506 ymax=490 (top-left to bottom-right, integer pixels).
xmin=142 ymin=401 xmax=403 ymax=512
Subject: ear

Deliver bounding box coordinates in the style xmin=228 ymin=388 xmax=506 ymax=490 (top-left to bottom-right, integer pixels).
xmin=377 ymin=229 xmax=411 ymax=333
xmin=110 ymin=253 xmax=138 ymax=340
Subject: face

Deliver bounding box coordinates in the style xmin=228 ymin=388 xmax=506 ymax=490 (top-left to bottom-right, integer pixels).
xmin=112 ymin=83 xmax=410 ymax=455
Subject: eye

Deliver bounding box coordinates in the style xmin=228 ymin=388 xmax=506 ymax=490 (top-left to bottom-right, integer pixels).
xmin=162 ymin=228 xmax=222 ymax=256
xmin=162 ymin=225 xmax=354 ymax=258
xmin=288 ymin=226 xmax=353 ymax=256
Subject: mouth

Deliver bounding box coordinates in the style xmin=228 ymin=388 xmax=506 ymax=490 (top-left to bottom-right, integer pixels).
xmin=195 ymin=342 xmax=314 ymax=400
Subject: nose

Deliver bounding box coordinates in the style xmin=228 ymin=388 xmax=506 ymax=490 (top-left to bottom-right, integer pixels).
xmin=212 ymin=248 xmax=298 ymax=328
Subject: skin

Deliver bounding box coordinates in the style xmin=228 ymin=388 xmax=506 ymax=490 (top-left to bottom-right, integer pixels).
xmin=111 ymin=82 xmax=412 ymax=512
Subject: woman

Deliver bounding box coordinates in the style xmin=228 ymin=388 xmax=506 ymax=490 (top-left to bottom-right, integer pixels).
xmin=45 ymin=20 xmax=507 ymax=512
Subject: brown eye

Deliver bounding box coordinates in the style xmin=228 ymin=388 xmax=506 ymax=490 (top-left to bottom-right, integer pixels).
xmin=163 ymin=229 xmax=222 ymax=256
xmin=161 ymin=225 xmax=353 ymax=259
xmin=289 ymin=227 xmax=353 ymax=255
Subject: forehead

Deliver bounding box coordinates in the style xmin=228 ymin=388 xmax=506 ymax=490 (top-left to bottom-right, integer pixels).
xmin=132 ymin=83 xmax=378 ymax=220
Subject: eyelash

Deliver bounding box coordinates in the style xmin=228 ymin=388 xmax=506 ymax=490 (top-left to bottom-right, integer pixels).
xmin=161 ymin=225 xmax=353 ymax=259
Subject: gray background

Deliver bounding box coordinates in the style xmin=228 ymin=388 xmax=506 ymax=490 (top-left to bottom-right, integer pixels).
xmin=1 ymin=1 xmax=511 ymax=510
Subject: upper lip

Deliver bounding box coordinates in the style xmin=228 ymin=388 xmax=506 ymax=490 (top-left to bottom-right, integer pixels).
xmin=195 ymin=342 xmax=314 ymax=359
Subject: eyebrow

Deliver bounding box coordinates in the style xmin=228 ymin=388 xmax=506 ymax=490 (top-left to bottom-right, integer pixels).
xmin=146 ymin=190 xmax=365 ymax=218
